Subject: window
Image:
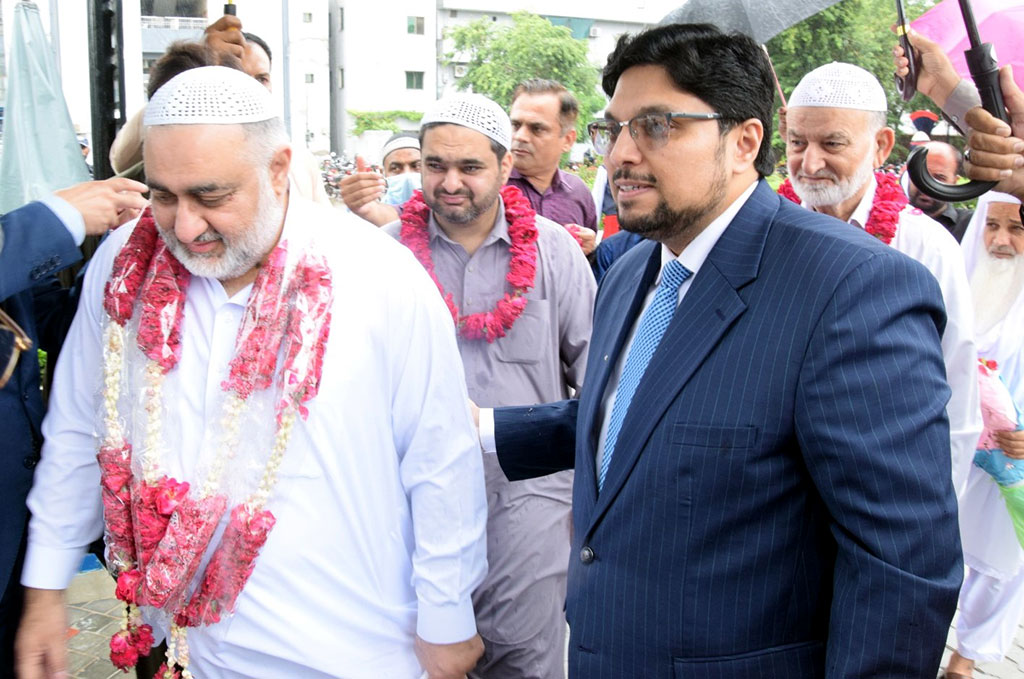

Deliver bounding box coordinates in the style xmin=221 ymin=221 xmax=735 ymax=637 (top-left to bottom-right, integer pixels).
xmin=449 ymin=9 xmax=458 ymax=18
xmin=303 ymin=12 xmax=312 ymax=23
xmin=339 ymin=8 xmax=344 ymax=31
xmin=305 ymin=73 xmax=315 ymax=84
xmin=407 ymin=16 xmax=424 ymax=34
xmin=405 ymin=71 xmax=424 ymax=90
xmin=338 ymin=68 xmax=344 ymax=89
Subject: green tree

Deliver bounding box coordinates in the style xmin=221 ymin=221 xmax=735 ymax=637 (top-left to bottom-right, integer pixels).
xmin=445 ymin=12 xmax=604 ymax=137
xmin=766 ymin=0 xmax=941 ymax=163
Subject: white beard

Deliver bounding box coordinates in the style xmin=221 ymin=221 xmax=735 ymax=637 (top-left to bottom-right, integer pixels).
xmin=791 ymin=147 xmax=876 ymax=209
xmin=157 ymin=173 xmax=284 ymax=282
xmin=971 ymin=251 xmax=1024 ymax=335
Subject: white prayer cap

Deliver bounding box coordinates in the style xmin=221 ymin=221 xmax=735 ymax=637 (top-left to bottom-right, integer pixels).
xmin=789 ymin=62 xmax=888 ymax=113
xmin=381 ymin=133 xmax=420 ymax=162
xmin=962 ymin=191 xmax=1022 ymax=279
xmin=144 ymin=66 xmax=277 ymax=127
xmin=420 ymin=94 xmax=512 ymax=151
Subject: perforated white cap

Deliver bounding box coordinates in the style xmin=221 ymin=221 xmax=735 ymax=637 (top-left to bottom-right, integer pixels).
xmin=381 ymin=133 xmax=420 ymax=163
xmin=789 ymin=62 xmax=888 ymax=113
xmin=420 ymin=94 xmax=512 ymax=150
xmin=144 ymin=66 xmax=277 ymax=127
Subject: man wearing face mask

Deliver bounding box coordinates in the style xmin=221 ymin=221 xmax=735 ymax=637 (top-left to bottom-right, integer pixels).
xmin=340 ymin=133 xmax=422 ymax=227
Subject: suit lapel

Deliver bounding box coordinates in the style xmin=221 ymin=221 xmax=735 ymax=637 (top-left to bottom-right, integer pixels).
xmin=585 ymin=181 xmax=779 ymax=533
xmin=575 ymin=243 xmax=662 ymax=511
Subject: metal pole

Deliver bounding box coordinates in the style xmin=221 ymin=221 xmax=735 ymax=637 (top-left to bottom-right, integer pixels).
xmin=281 ymin=0 xmax=291 ymax=137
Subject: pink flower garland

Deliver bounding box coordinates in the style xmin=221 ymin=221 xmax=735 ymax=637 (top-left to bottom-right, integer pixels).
xmin=177 ymin=504 xmax=277 ymax=627
xmin=97 ymin=207 xmax=334 ymax=674
xmin=778 ymin=171 xmax=905 ymax=245
xmin=399 ymin=185 xmax=538 ymax=343
xmin=223 ymin=245 xmax=290 ymax=399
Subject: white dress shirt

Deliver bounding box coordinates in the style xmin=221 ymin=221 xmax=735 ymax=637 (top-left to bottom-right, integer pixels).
xmin=844 ymin=177 xmax=982 ymax=497
xmin=480 ymin=180 xmax=758 ymax=472
xmin=23 ymin=197 xmax=488 ymax=679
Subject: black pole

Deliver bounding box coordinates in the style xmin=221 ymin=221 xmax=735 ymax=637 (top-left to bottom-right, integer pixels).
xmin=87 ymin=0 xmax=126 ymax=182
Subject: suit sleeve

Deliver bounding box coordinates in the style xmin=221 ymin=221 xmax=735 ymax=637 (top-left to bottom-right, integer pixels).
xmin=794 ymin=251 xmax=962 ymax=679
xmin=0 ymin=201 xmax=82 ymax=303
xmin=494 ymin=399 xmax=579 ymax=481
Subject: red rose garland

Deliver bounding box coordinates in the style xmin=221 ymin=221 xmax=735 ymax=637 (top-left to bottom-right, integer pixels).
xmin=96 ymin=208 xmax=334 ymax=675
xmin=399 ymin=185 xmax=538 ymax=343
xmin=778 ymin=171 xmax=906 ymax=245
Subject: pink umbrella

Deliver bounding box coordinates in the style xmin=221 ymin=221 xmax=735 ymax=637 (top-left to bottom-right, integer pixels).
xmin=911 ymin=0 xmax=1024 ymax=92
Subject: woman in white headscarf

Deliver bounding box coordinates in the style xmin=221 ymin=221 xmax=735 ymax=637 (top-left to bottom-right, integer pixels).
xmin=945 ymin=191 xmax=1024 ymax=679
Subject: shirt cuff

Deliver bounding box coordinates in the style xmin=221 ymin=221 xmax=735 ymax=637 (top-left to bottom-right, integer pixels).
xmin=479 ymin=407 xmax=496 ymax=454
xmin=416 ymin=596 xmax=478 ymax=644
xmin=21 ymin=543 xmax=88 ymax=591
xmin=943 ymin=79 xmax=982 ymax=135
xmin=37 ymin=193 xmax=86 ymax=246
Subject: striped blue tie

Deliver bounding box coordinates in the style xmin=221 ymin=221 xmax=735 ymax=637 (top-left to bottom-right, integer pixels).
xmin=599 ymin=259 xmax=692 ymax=491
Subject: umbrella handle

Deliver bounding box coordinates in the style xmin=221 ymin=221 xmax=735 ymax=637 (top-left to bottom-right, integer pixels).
xmin=893 ymin=0 xmax=917 ymax=102
xmin=907 ymin=39 xmax=1010 ymax=202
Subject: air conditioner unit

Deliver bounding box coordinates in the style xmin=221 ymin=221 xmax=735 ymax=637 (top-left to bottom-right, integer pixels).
xmin=454 ymin=64 xmax=468 ymax=78
xmin=589 ymin=26 xmax=599 ymax=38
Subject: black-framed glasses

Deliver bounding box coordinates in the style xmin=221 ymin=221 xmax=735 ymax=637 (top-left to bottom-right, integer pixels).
xmin=0 ymin=306 xmax=32 ymax=390
xmin=587 ymin=111 xmax=722 ymax=155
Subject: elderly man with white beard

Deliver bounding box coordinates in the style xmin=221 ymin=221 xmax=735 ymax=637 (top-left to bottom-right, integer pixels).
xmin=16 ymin=66 xmax=488 ymax=679
xmin=779 ymin=62 xmax=981 ymax=497
xmin=944 ymin=191 xmax=1024 ymax=679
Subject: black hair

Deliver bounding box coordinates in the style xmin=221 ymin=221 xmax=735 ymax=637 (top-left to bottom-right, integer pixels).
xmin=511 ymin=79 xmax=579 ymax=134
xmin=147 ymin=41 xmax=222 ymax=99
xmin=602 ymin=23 xmax=776 ymax=177
xmin=243 ymin=32 xmax=272 ymax=65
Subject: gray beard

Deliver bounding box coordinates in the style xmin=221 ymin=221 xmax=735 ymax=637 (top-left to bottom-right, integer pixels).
xmin=971 ymin=252 xmax=1024 ymax=335
xmin=157 ymin=175 xmax=284 ymax=282
xmin=791 ymin=147 xmax=876 ymax=209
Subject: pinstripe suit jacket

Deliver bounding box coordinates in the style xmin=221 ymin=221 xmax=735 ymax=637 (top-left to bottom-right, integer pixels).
xmin=494 ymin=180 xmax=962 ymax=678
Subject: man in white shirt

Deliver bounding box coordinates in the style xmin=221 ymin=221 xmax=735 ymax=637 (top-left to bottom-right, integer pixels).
xmin=783 ymin=62 xmax=982 ymax=498
xmin=17 ymin=66 xmax=487 ymax=679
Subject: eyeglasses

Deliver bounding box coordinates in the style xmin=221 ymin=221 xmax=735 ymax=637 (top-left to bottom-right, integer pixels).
xmin=0 ymin=306 xmax=33 ymax=390
xmin=587 ymin=111 xmax=723 ymax=156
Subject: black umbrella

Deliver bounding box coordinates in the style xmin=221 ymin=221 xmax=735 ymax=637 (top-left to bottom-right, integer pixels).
xmin=904 ymin=0 xmax=1010 ymax=201
xmin=659 ymin=0 xmax=844 ymax=45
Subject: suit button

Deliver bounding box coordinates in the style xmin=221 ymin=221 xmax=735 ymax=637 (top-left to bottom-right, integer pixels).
xmin=23 ymin=456 xmax=37 ymax=470
xmin=580 ymin=546 xmax=595 ymax=564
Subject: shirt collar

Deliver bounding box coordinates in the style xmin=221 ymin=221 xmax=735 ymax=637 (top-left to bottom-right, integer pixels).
xmin=510 ymin=167 xmax=566 ymax=193
xmin=427 ymin=195 xmax=512 ymax=247
xmin=658 ymin=180 xmax=759 ymax=281
xmin=848 ymin=176 xmax=878 ymax=229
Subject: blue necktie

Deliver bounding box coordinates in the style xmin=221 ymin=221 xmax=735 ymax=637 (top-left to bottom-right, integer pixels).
xmin=599 ymin=259 xmax=692 ymax=491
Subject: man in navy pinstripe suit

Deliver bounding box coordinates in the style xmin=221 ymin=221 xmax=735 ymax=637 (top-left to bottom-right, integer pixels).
xmin=480 ymin=24 xmax=962 ymax=678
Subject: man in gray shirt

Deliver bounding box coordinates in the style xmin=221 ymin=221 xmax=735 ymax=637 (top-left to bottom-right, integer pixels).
xmin=384 ymin=93 xmax=595 ymax=679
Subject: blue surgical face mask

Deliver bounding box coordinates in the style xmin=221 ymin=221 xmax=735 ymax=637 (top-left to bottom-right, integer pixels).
xmin=382 ymin=172 xmax=422 ymax=206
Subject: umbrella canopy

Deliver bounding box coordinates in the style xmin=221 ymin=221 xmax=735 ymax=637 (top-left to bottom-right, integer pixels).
xmin=0 ymin=1 xmax=90 ymax=214
xmin=911 ymin=0 xmax=1024 ymax=94
xmin=660 ymin=0 xmax=844 ymax=44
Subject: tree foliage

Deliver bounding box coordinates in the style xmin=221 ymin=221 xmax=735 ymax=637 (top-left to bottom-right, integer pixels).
xmin=348 ymin=110 xmax=423 ymax=136
xmin=766 ymin=0 xmax=941 ymax=163
xmin=445 ymin=12 xmax=604 ymax=136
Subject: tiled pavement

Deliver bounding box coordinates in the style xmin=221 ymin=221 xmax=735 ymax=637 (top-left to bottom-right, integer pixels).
xmin=66 ymin=567 xmax=1023 ymax=679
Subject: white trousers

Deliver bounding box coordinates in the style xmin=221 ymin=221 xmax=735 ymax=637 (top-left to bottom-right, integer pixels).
xmin=956 ymin=565 xmax=1024 ymax=662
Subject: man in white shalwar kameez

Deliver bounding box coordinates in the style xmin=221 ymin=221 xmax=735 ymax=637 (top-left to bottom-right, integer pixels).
xmin=16 ymin=67 xmax=488 ymax=679
xmin=783 ymin=62 xmax=982 ymax=496
xmin=945 ymin=191 xmax=1024 ymax=679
